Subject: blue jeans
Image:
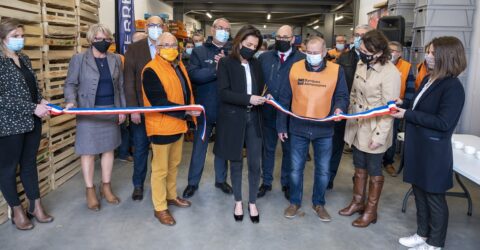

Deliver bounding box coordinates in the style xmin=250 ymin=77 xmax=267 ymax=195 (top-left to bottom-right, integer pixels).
xmin=290 ymin=134 xmax=332 ymax=206
xmin=261 ymin=124 xmax=290 ymax=187
xmin=383 ymin=118 xmax=400 ymax=166
xmin=130 ymin=116 xmax=150 ymax=188
xmin=187 ymin=120 xmax=227 ymax=186
xmin=117 ymin=123 xmax=132 ymax=159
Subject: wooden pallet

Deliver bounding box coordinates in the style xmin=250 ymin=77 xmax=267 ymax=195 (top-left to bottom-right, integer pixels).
xmin=75 ymin=0 xmax=99 ymax=8
xmin=41 ymin=1 xmax=76 ymax=27
xmin=0 ymin=0 xmax=41 ymax=23
xmin=0 ymin=203 xmax=7 ymax=225
xmin=51 ymin=157 xmax=80 ymax=190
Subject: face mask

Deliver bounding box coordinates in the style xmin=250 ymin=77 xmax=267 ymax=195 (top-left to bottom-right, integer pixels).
xmin=160 ymin=48 xmax=179 ymax=62
xmin=5 ymin=37 xmax=24 ymax=52
xmin=275 ymin=39 xmax=291 ymax=53
xmin=185 ymin=48 xmax=193 ymax=55
xmin=307 ymin=54 xmax=323 ymax=66
xmin=390 ymin=54 xmax=400 ymax=63
xmin=240 ymin=46 xmax=255 ymax=60
xmin=425 ymin=54 xmax=435 ymax=70
xmin=92 ymin=40 xmax=112 ymax=53
xmin=148 ymin=26 xmax=163 ymax=41
xmin=254 ymin=50 xmax=264 ymax=58
xmin=194 ymin=42 xmax=203 ymax=47
xmin=359 ymin=51 xmax=374 ymax=64
xmin=353 ymin=36 xmax=362 ymax=49
xmin=215 ymin=29 xmax=229 ymax=43
xmin=336 ymin=44 xmax=345 ymax=51
xmin=349 ymin=43 xmax=355 ymax=50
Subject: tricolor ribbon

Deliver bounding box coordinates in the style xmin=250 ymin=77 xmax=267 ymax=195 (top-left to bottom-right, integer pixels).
xmin=47 ymin=104 xmax=207 ymax=141
xmin=265 ymin=99 xmax=398 ymax=122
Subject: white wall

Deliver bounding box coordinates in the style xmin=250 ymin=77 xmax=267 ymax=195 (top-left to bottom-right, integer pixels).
xmin=357 ymin=0 xmax=385 ymax=25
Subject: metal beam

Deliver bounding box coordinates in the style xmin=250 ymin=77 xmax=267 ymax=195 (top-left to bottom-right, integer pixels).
xmin=182 ymin=3 xmax=330 ymax=14
xmin=166 ymin=0 xmax=344 ymax=5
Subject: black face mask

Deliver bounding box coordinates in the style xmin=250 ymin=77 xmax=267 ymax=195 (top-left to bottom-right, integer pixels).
xmin=240 ymin=46 xmax=256 ymax=60
xmin=359 ymin=51 xmax=374 ymax=64
xmin=275 ymin=39 xmax=291 ymax=53
xmin=92 ymin=40 xmax=112 ymax=53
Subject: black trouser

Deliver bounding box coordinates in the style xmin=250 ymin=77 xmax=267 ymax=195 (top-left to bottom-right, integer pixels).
xmin=0 ymin=117 xmax=41 ymax=207
xmin=230 ymin=112 xmax=262 ymax=204
xmin=329 ymin=120 xmax=346 ymax=184
xmin=413 ymin=185 xmax=449 ymax=248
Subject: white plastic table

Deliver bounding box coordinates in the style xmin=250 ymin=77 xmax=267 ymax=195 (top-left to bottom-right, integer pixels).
xmin=401 ymin=134 xmax=480 ymax=216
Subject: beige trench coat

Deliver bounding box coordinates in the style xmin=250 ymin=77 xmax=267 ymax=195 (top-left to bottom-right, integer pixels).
xmin=344 ymin=60 xmax=401 ymax=154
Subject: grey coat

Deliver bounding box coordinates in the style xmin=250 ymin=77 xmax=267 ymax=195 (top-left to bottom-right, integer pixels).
xmin=0 ymin=51 xmax=43 ymax=137
xmin=64 ymin=48 xmax=126 ymax=108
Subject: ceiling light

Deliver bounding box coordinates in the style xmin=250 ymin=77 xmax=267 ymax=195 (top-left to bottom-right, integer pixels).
xmin=350 ymin=27 xmax=353 ymax=31
xmin=267 ymin=13 xmax=271 ymax=20
xmin=308 ymin=19 xmax=320 ymax=26
xmin=264 ymin=25 xmax=267 ymax=29
xmin=206 ymin=12 xmax=212 ymax=19
xmin=313 ymin=25 xmax=319 ymax=29
xmin=335 ymin=15 xmax=344 ymax=21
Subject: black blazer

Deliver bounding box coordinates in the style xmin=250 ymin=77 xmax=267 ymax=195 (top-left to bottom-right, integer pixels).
xmin=403 ymin=76 xmax=465 ymax=193
xmin=213 ymin=56 xmax=265 ymax=161
xmin=0 ymin=52 xmax=42 ymax=137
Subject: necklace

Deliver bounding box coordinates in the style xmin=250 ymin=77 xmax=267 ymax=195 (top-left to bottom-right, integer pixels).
xmin=96 ymin=57 xmax=106 ymax=67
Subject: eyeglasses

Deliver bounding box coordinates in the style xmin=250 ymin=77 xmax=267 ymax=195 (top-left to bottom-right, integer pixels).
xmin=214 ymin=26 xmax=231 ymax=32
xmin=147 ymin=24 xmax=162 ymax=28
xmin=158 ymin=43 xmax=178 ymax=49
xmin=93 ymin=37 xmax=113 ymax=43
xmin=275 ymin=36 xmax=292 ymax=41
xmin=306 ymin=51 xmax=322 ymax=55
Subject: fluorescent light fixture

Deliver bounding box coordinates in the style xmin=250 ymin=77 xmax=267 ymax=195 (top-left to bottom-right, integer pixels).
xmin=308 ymin=19 xmax=320 ymax=26
xmin=267 ymin=13 xmax=271 ymax=20
xmin=313 ymin=25 xmax=319 ymax=29
xmin=350 ymin=27 xmax=353 ymax=31
xmin=206 ymin=12 xmax=212 ymax=18
xmin=335 ymin=15 xmax=344 ymax=21
xmin=264 ymin=24 xmax=267 ymax=28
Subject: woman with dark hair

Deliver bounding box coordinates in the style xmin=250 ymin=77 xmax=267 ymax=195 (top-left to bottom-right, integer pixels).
xmin=395 ymin=37 xmax=467 ymax=250
xmin=341 ymin=29 xmax=400 ymax=227
xmin=214 ymin=25 xmax=266 ymax=223
xmin=0 ymin=18 xmax=53 ymax=230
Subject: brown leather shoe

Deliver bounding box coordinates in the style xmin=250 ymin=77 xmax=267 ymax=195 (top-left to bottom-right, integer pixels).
xmin=352 ymin=176 xmax=384 ymax=227
xmin=313 ymin=205 xmax=331 ymax=222
xmin=167 ymin=197 xmax=191 ymax=208
xmin=154 ymin=210 xmax=176 ymax=226
xmin=339 ymin=168 xmax=367 ymax=216
xmin=11 ymin=205 xmax=34 ymax=230
xmin=86 ymin=186 xmax=100 ymax=211
xmin=284 ymin=204 xmax=301 ymax=219
xmin=100 ymin=182 xmax=120 ymax=204
xmin=28 ymin=199 xmax=54 ymax=223
xmin=384 ymin=164 xmax=397 ymax=177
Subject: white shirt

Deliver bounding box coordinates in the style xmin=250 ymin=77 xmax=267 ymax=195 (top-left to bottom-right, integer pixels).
xmin=147 ymin=39 xmax=156 ymax=59
xmin=412 ymin=78 xmax=434 ymax=110
xmin=241 ymin=62 xmax=252 ymax=95
xmin=277 ymin=47 xmax=292 ymax=61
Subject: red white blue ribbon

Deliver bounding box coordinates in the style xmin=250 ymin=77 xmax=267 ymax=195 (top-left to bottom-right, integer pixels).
xmin=48 ymin=104 xmax=207 ymax=141
xmin=265 ymin=99 xmax=398 ymax=122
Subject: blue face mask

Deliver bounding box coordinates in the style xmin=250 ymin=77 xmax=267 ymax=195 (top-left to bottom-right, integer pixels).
xmin=186 ymin=48 xmax=193 ymax=55
xmin=6 ymin=37 xmax=24 ymax=52
xmin=148 ymin=27 xmax=163 ymax=41
xmin=194 ymin=42 xmax=203 ymax=47
xmin=306 ymin=54 xmax=323 ymax=66
xmin=215 ymin=29 xmax=229 ymax=43
xmin=336 ymin=44 xmax=345 ymax=51
xmin=353 ymin=36 xmax=362 ymax=49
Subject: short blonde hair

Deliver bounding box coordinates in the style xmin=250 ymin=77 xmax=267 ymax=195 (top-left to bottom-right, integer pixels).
xmin=86 ymin=24 xmax=113 ymax=43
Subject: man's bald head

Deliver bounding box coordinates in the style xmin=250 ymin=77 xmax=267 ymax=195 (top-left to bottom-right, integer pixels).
xmin=276 ymin=25 xmax=295 ymax=45
xmin=156 ymin=32 xmax=177 ymax=46
xmin=147 ymin=16 xmax=163 ymax=25
xmin=306 ymin=36 xmax=327 ymax=56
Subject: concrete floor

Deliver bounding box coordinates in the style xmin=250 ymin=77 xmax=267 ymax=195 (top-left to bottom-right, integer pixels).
xmin=1 ymin=142 xmax=479 ymax=250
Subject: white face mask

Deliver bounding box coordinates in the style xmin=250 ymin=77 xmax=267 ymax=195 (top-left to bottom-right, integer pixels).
xmin=306 ymin=54 xmax=323 ymax=66
xmin=390 ymin=54 xmax=400 ymax=63
xmin=215 ymin=29 xmax=229 ymax=43
xmin=336 ymin=44 xmax=345 ymax=51
xmin=148 ymin=26 xmax=163 ymax=41
xmin=194 ymin=42 xmax=203 ymax=47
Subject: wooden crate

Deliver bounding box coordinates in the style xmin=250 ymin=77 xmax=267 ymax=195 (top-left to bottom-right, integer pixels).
xmin=0 ymin=0 xmax=41 ymax=23
xmin=41 ymin=0 xmax=76 ymax=27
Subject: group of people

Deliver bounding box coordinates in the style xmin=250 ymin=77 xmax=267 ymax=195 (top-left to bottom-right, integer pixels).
xmin=0 ymin=15 xmax=467 ymax=250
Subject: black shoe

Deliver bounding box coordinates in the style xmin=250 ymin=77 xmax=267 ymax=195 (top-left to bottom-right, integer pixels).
xmin=248 ymin=205 xmax=260 ymax=224
xmin=132 ymin=187 xmax=144 ymax=201
xmin=282 ymin=186 xmax=290 ymax=201
xmin=215 ymin=182 xmax=233 ymax=194
xmin=182 ymin=185 xmax=198 ymax=199
xmin=327 ymin=181 xmax=334 ymax=190
xmin=234 ymin=203 xmax=243 ymax=222
xmin=257 ymin=184 xmax=272 ymax=198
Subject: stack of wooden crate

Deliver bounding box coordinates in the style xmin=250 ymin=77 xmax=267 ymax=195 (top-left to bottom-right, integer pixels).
xmin=75 ymin=0 xmax=99 ymax=53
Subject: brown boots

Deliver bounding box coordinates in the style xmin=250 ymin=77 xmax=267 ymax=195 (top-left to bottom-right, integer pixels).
xmin=100 ymin=182 xmax=120 ymax=204
xmin=86 ymin=186 xmax=100 ymax=211
xmin=11 ymin=205 xmax=34 ymax=230
xmin=28 ymin=199 xmax=54 ymax=223
xmin=11 ymin=199 xmax=54 ymax=230
xmin=339 ymin=168 xmax=367 ymax=216
xmin=339 ymin=169 xmax=384 ymax=228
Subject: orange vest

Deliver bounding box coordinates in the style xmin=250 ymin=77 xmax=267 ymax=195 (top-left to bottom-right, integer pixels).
xmin=327 ymin=48 xmax=348 ymax=63
xmin=289 ymin=60 xmax=339 ymax=119
xmin=395 ymin=58 xmax=411 ymax=99
xmin=415 ymin=62 xmax=428 ymax=91
xmin=142 ymin=55 xmax=195 ymax=136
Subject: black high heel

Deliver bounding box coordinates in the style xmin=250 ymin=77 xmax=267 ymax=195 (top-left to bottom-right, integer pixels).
xmin=233 ymin=203 xmax=243 ymax=222
xmin=248 ymin=204 xmax=260 ymax=224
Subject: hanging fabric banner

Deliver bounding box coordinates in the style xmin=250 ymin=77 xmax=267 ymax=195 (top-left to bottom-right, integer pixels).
xmin=116 ymin=0 xmax=136 ymax=54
